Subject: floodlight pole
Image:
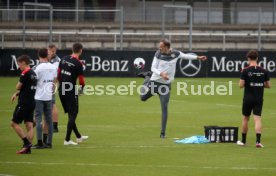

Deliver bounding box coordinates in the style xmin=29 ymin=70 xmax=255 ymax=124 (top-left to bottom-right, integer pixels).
xmin=34 ymin=0 xmax=38 ymax=21
xmin=273 ymin=0 xmax=276 ymax=24
xmin=23 ymin=2 xmax=53 ymax=49
xmin=258 ymin=7 xmax=262 ymax=51
xmin=162 ymin=5 xmax=193 ymax=51
xmin=120 ymin=6 xmax=124 ymax=50
xmin=142 ymin=0 xmax=146 ymax=23
xmin=23 ymin=5 xmax=26 ymax=48
xmin=7 ymin=0 xmax=10 ymax=21
xmin=75 ymin=0 xmax=79 ymax=22
xmin=207 ymin=0 xmax=211 ymax=24
xmin=162 ymin=7 xmax=165 ymax=37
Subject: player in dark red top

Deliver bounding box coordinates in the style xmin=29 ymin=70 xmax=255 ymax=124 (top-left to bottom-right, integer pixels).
xmin=58 ymin=43 xmax=88 ymax=145
xmin=237 ymin=50 xmax=271 ymax=148
xmin=11 ymin=55 xmax=37 ymax=154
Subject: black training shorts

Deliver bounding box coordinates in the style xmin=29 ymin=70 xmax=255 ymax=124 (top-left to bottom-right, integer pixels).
xmin=12 ymin=104 xmax=35 ymax=124
xmin=59 ymin=92 xmax=79 ymax=114
xmin=242 ymin=100 xmax=263 ymax=117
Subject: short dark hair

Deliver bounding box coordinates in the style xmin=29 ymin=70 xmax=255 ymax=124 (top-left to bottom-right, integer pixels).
xmin=38 ymin=48 xmax=48 ymax=58
xmin=247 ymin=50 xmax=259 ymax=60
xmin=160 ymin=39 xmax=170 ymax=48
xmin=72 ymin=43 xmax=83 ymax=53
xmin=48 ymin=43 xmax=57 ymax=49
xmin=17 ymin=55 xmax=31 ymax=65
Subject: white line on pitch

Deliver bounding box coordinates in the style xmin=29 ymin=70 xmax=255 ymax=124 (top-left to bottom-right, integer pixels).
xmin=68 ymin=145 xmax=179 ymax=149
xmin=0 ymin=110 xmax=12 ymax=112
xmin=216 ymin=104 xmax=240 ymax=108
xmin=0 ymin=127 xmax=9 ymax=130
xmin=170 ymin=100 xmax=187 ymax=102
xmin=1 ymin=161 xmax=276 ymax=171
xmin=183 ymin=80 xmax=239 ymax=85
xmin=66 ymin=145 xmax=219 ymax=149
xmin=142 ymin=111 xmax=197 ymax=114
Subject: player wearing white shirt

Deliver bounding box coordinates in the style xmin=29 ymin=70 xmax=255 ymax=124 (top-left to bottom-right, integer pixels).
xmin=140 ymin=39 xmax=207 ymax=138
xmin=41 ymin=44 xmax=60 ymax=145
xmin=150 ymin=49 xmax=202 ymax=84
xmin=33 ymin=48 xmax=57 ymax=149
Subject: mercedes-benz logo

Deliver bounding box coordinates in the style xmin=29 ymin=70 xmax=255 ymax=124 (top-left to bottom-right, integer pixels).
xmin=179 ymin=54 xmax=201 ymax=77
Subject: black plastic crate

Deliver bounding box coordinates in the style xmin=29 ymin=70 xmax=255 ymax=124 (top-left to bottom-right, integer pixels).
xmin=204 ymin=126 xmax=238 ymax=143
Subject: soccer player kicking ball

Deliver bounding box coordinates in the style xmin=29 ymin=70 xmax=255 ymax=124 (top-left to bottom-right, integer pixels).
xmin=58 ymin=43 xmax=88 ymax=145
xmin=237 ymin=50 xmax=271 ymax=148
xmin=138 ymin=39 xmax=207 ymax=138
xmin=11 ymin=55 xmax=37 ymax=154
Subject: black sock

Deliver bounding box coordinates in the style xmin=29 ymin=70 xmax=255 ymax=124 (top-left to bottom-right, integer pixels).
xmin=256 ymin=133 xmax=261 ymax=143
xmin=53 ymin=122 xmax=58 ymax=129
xmin=242 ymin=133 xmax=247 ymax=144
xmin=43 ymin=134 xmax=48 ymax=144
xmin=38 ymin=140 xmax=43 ymax=146
xmin=22 ymin=137 xmax=30 ymax=146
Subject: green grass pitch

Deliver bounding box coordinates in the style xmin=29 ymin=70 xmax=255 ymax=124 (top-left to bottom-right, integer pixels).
xmin=0 ymin=77 xmax=276 ymax=176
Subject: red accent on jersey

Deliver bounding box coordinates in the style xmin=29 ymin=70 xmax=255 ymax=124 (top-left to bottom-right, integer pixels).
xmin=57 ymin=67 xmax=61 ymax=81
xmin=241 ymin=65 xmax=263 ymax=72
xmin=71 ymin=55 xmax=84 ymax=65
xmin=71 ymin=54 xmax=79 ymax=59
xmin=79 ymin=75 xmax=85 ymax=88
xmin=21 ymin=68 xmax=31 ymax=76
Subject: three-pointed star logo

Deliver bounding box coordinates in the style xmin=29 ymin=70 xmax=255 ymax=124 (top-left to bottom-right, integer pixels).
xmin=179 ymin=57 xmax=201 ymax=77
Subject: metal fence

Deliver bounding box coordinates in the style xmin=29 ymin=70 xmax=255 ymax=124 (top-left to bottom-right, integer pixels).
xmin=2 ymin=31 xmax=276 ymax=51
xmin=0 ymin=5 xmax=276 ymax=51
xmin=0 ymin=5 xmax=124 ymax=50
xmin=1 ymin=6 xmax=275 ymax=24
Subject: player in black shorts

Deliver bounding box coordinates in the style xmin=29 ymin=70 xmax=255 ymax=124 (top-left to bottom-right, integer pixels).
xmin=237 ymin=50 xmax=271 ymax=148
xmin=11 ymin=55 xmax=37 ymax=154
xmin=58 ymin=43 xmax=88 ymax=145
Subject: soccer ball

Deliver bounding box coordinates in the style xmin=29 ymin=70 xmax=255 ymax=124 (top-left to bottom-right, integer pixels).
xmin=133 ymin=57 xmax=145 ymax=69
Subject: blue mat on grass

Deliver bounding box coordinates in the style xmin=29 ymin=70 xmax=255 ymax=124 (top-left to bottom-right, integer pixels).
xmin=175 ymin=136 xmax=210 ymax=144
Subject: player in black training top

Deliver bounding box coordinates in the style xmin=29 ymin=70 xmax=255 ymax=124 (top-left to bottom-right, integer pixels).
xmin=58 ymin=43 xmax=88 ymax=145
xmin=11 ymin=55 xmax=37 ymax=154
xmin=237 ymin=50 xmax=271 ymax=148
